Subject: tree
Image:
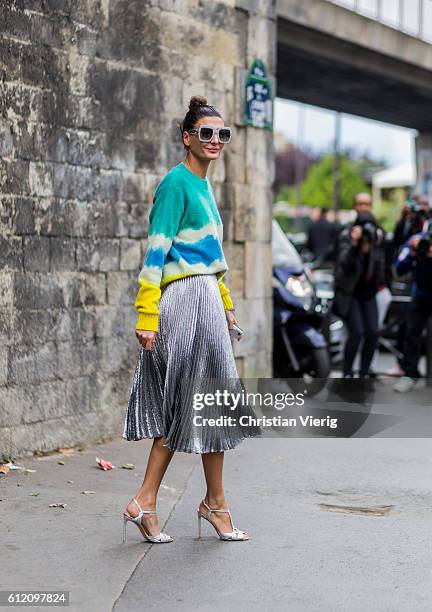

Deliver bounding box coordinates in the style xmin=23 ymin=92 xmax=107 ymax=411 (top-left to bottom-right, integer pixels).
xmin=274 ymin=144 xmax=319 ymax=193
xmin=301 ymin=154 xmax=370 ymax=209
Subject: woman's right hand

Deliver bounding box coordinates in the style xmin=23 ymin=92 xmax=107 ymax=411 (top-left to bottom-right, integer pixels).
xmin=136 ymin=330 xmax=157 ymax=351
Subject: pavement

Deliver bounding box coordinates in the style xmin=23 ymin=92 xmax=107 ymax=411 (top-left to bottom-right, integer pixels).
xmin=2 ymin=428 xmax=432 ymax=612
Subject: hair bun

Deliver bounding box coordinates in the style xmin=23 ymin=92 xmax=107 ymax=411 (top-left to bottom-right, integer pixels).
xmin=189 ymin=95 xmax=208 ymax=110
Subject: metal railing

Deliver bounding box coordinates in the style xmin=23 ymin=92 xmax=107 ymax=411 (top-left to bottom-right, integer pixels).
xmin=326 ymin=0 xmax=432 ymax=42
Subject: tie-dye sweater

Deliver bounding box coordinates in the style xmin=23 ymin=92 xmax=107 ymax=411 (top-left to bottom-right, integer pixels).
xmin=135 ymin=162 xmax=234 ymax=332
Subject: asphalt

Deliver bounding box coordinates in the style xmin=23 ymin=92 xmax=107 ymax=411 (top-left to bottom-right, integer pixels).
xmin=3 ymin=432 xmax=432 ymax=612
xmin=0 ymin=438 xmax=196 ymax=612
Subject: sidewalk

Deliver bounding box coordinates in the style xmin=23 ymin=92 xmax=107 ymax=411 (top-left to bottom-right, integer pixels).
xmin=2 ymin=435 xmax=432 ymax=611
xmin=1 ymin=438 xmax=197 ymax=612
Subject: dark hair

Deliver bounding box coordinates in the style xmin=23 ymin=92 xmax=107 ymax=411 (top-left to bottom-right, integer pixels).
xmin=179 ymin=95 xmax=222 ymax=148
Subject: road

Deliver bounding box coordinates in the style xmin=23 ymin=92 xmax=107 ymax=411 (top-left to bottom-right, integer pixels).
xmin=2 ymin=400 xmax=431 ymax=612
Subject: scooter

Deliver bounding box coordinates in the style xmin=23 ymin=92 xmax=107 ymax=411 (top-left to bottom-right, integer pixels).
xmin=273 ymin=264 xmax=331 ymax=396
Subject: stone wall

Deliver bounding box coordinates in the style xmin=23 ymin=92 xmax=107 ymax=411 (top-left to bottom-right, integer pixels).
xmin=0 ymin=0 xmax=276 ymax=458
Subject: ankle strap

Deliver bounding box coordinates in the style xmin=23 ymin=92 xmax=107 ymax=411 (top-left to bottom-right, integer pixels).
xmin=202 ymin=499 xmax=230 ymax=514
xmin=132 ymin=498 xmax=157 ymax=514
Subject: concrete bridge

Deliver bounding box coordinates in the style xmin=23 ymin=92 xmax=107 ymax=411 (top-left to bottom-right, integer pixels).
xmin=277 ymin=0 xmax=432 ymax=151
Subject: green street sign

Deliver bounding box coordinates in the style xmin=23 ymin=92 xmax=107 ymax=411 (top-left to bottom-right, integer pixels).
xmin=244 ymin=59 xmax=273 ymax=129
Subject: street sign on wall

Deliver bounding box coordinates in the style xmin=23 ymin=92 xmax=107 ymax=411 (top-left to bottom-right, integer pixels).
xmin=244 ymin=59 xmax=273 ymax=130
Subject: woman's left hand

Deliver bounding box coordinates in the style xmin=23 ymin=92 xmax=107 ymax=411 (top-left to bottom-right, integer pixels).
xmin=225 ymin=309 xmax=237 ymax=330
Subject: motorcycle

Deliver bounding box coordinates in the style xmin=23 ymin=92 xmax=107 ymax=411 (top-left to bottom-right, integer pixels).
xmin=272 ymin=221 xmax=331 ymax=396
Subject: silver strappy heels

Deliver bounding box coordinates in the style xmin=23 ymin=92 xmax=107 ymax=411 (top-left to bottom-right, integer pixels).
xmin=197 ymin=499 xmax=249 ymax=541
xmin=122 ymin=498 xmax=173 ymax=544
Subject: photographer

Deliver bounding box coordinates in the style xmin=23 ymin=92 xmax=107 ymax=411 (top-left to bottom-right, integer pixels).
xmin=393 ymin=198 xmax=429 ymax=257
xmin=334 ymin=202 xmax=386 ymax=378
xmin=393 ymin=225 xmax=432 ymax=392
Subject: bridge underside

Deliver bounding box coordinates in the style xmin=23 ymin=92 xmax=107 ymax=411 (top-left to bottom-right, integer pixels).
xmin=277 ymin=20 xmax=432 ymax=131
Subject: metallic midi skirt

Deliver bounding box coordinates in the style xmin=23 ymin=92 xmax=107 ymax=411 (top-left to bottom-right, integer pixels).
xmin=122 ymin=274 xmax=262 ymax=453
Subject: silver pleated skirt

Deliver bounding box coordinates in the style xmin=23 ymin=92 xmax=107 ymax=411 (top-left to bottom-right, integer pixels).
xmin=122 ymin=274 xmax=262 ymax=453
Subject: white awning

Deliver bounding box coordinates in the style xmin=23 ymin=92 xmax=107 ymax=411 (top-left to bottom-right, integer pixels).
xmin=372 ymin=163 xmax=416 ymax=189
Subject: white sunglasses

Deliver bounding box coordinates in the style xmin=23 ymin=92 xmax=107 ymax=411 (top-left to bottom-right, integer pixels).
xmin=188 ymin=125 xmax=232 ymax=144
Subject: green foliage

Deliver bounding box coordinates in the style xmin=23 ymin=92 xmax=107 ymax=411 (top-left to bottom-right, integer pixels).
xmin=373 ymin=200 xmax=398 ymax=233
xmin=301 ymin=154 xmax=370 ymax=209
xmin=275 ymin=185 xmax=297 ymax=204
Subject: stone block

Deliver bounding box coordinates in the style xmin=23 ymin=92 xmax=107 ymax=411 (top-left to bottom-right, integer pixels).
xmin=232 ymin=183 xmax=256 ymax=242
xmin=128 ymin=204 xmax=150 ymax=239
xmin=245 ymin=128 xmax=273 ymax=188
xmin=66 ymin=95 xmax=105 ymax=131
xmin=77 ymin=25 xmax=98 ymax=56
xmin=65 ymin=376 xmax=93 ymax=415
xmin=245 ymin=241 xmax=272 ymax=299
xmin=60 ymin=272 xmax=106 ymax=308
xmin=0 ymin=427 xmax=13 ymax=459
xmin=24 ymin=236 xmax=50 ymax=272
xmin=14 ymin=273 xmax=65 ymax=309
xmin=57 ymin=341 xmax=83 ymax=379
xmin=0 ymin=309 xmax=14 ymax=347
xmin=67 ymin=130 xmax=109 ymax=168
xmin=114 ymin=201 xmax=130 ymax=238
xmin=14 ymin=198 xmax=36 ymax=235
xmin=228 ymin=269 xmax=244 ymax=300
xmin=69 ymin=50 xmax=89 ymax=96
xmin=110 ymin=139 xmax=135 ymax=171
xmin=29 ymin=161 xmax=53 ymax=197
xmin=223 ymin=241 xmax=244 ymax=270
xmin=52 ymin=164 xmax=95 ymax=201
xmin=0 ymin=235 xmax=22 ymax=271
xmin=0 ymin=386 xmax=25 ymax=427
xmin=76 ymin=238 xmax=120 ymax=272
xmin=8 ymin=341 xmax=58 ymax=385
xmin=22 ymin=380 xmax=70 ymax=424
xmin=12 ymin=308 xmax=59 ymax=348
xmin=230 ymin=296 xmax=272 ymax=360
xmin=100 ymin=170 xmax=123 ymax=203
xmin=225 ymin=150 xmax=246 ymax=185
xmin=0 ymin=347 xmax=7 ymax=386
xmin=219 ymin=209 xmax=234 ymax=241
xmin=0 ymin=118 xmax=14 ymax=157
xmin=120 ymin=238 xmax=141 ymax=271
xmin=50 ymin=237 xmax=77 ymax=272
xmin=106 ymin=271 xmax=137 ymax=307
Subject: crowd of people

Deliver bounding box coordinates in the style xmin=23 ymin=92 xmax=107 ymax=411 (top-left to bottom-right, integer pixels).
xmin=306 ymin=193 xmax=432 ymax=392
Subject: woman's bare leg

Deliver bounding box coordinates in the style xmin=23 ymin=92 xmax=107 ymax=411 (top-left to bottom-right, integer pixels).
xmin=126 ymin=437 xmax=174 ymax=535
xmin=199 ymin=451 xmax=237 ymax=534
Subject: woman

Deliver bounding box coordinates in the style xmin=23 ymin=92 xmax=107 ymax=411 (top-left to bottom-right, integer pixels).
xmin=122 ymin=96 xmax=261 ymax=544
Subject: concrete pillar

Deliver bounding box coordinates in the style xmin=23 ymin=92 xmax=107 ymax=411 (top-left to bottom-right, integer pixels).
xmin=415 ymin=132 xmax=432 ymax=205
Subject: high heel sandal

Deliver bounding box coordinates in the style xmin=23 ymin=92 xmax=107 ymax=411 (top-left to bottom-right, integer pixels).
xmin=122 ymin=498 xmax=173 ymax=544
xmin=197 ymin=499 xmax=249 ymax=541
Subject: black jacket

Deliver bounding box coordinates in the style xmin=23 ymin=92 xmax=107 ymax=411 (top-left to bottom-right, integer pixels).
xmin=333 ymin=223 xmax=386 ymax=318
xmin=395 ymin=232 xmax=432 ymax=299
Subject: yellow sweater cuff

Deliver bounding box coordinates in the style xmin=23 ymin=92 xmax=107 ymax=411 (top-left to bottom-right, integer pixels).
xmin=218 ymin=278 xmax=235 ymax=310
xmin=221 ymin=291 xmax=234 ymax=310
xmin=136 ymin=313 xmax=159 ymax=332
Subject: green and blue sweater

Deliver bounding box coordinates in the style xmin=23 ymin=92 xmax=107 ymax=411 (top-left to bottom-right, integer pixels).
xmin=135 ymin=162 xmax=234 ymax=331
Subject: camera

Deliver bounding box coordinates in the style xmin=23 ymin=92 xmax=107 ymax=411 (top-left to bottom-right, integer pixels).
xmin=355 ymin=212 xmax=378 ymax=245
xmin=360 ymin=221 xmax=377 ymax=244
